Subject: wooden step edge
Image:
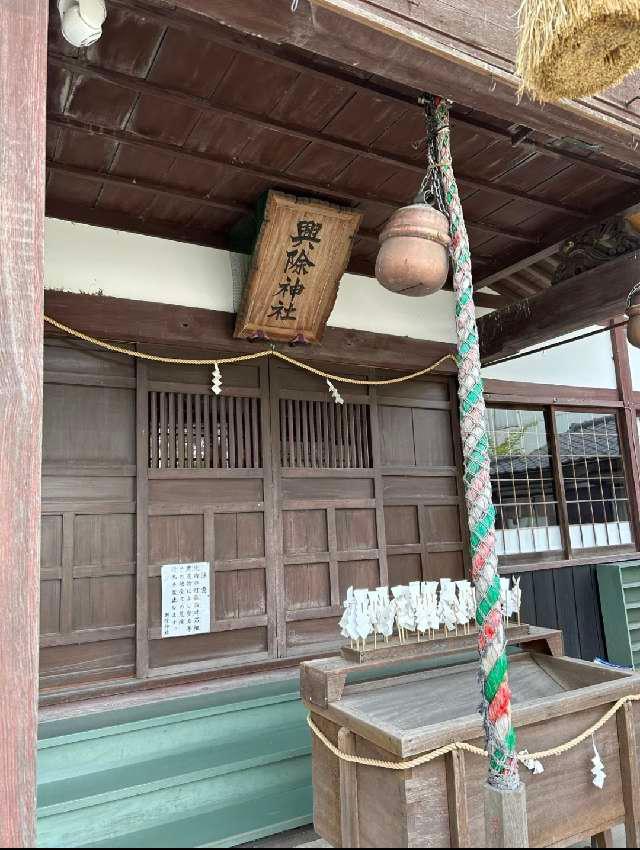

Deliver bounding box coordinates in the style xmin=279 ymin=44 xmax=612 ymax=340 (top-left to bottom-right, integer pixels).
xmin=37 ymin=745 xmax=312 ymax=817
xmin=78 ymin=785 xmax=314 ymax=850
xmin=39 ymin=721 xmax=309 ymax=790
xmin=38 ymin=692 xmax=302 ymax=749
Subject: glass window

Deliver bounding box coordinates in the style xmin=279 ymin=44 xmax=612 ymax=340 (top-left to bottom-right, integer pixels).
xmin=487 ymin=407 xmax=561 ymax=556
xmin=555 ymin=411 xmax=631 ymax=549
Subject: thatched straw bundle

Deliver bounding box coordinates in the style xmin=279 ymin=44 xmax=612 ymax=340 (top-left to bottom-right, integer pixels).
xmin=516 ymin=0 xmax=640 ymax=101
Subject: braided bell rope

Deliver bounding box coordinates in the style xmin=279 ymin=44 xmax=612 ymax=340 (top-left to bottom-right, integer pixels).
xmin=308 ymin=692 xmax=640 ymax=770
xmin=430 ymin=96 xmax=518 ymax=791
xmin=43 ymin=315 xmax=455 ymax=386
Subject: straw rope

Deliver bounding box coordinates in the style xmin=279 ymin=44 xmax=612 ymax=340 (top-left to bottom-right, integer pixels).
xmin=308 ymin=692 xmax=640 ymax=770
xmin=516 ymin=0 xmax=640 ymax=102
xmin=43 ymin=315 xmax=456 ymax=386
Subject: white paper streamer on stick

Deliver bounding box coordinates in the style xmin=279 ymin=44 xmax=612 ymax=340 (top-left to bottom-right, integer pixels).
xmin=212 ymin=363 xmax=222 ymax=395
xmin=327 ymin=379 xmax=344 ymax=405
xmin=591 ymin=739 xmax=606 ymax=789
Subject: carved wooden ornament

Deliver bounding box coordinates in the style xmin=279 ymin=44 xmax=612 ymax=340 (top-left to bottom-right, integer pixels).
xmin=234 ymin=191 xmax=362 ymax=343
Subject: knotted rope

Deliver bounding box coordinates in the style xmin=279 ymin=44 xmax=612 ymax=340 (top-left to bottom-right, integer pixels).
xmin=307 ymin=691 xmax=640 ymax=770
xmin=427 ymin=96 xmax=519 ymax=791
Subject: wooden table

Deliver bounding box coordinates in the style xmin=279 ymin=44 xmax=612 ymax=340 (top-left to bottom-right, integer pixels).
xmin=301 ymin=626 xmax=640 ymax=848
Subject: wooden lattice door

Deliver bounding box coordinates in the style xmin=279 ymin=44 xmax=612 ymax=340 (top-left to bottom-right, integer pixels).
xmin=268 ymin=360 xmax=468 ymax=659
xmin=40 ymin=339 xmax=468 ymax=689
xmin=137 ymin=356 xmax=276 ymax=678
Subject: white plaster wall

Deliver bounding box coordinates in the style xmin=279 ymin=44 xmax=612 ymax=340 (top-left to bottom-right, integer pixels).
xmin=45 ymin=218 xmax=616 ymax=388
xmin=45 ymin=218 xmax=236 ymax=313
xmin=481 ymin=326 xmax=617 ymax=389
xmin=45 ymin=218 xmax=466 ymax=344
xmin=628 ymin=339 xmax=640 ymax=390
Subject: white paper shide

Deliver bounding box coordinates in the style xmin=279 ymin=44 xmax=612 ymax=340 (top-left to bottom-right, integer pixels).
xmin=161 ymin=562 xmax=211 ymax=638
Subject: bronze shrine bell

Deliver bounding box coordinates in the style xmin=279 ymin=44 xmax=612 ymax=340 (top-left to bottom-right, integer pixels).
xmin=375 ymin=203 xmax=451 ymax=297
xmin=628 ymin=285 xmax=640 ymax=349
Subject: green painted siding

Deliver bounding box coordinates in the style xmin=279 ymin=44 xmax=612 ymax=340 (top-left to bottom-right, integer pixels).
xmin=598 ymin=560 xmax=640 ymax=669
xmin=37 ymin=680 xmax=312 ymax=848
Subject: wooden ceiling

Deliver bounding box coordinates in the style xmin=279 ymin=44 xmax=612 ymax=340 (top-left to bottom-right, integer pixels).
xmin=45 ymin=0 xmax=640 ymax=306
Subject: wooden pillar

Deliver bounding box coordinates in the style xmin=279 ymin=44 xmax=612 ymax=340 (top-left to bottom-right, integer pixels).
xmin=484 ymin=784 xmax=529 ymax=848
xmin=610 ymin=321 xmax=640 ymax=547
xmin=0 ymin=1 xmax=48 ymax=846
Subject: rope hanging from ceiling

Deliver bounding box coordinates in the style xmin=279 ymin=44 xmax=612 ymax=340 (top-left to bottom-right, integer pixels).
xmin=516 ymin=0 xmax=640 ymax=102
xmin=425 ymin=95 xmax=520 ymax=791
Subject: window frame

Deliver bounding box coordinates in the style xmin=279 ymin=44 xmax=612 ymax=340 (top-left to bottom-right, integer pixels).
xmin=487 ymin=400 xmax=637 ymax=568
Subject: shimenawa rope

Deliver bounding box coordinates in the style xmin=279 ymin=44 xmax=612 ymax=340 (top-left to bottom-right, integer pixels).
xmin=308 ymin=692 xmax=640 ymax=770
xmin=43 ymin=315 xmax=456 ymax=386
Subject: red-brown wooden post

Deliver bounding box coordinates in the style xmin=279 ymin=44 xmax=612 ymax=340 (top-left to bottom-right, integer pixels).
xmin=0 ymin=1 xmax=48 ymax=845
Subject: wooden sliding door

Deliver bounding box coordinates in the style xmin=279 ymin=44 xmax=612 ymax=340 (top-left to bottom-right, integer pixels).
xmin=139 ymin=356 xmax=276 ymax=678
xmin=40 ymin=339 xmax=467 ymax=690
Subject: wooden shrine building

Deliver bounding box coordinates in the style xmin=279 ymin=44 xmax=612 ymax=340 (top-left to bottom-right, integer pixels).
xmin=5 ymin=0 xmax=640 ymax=846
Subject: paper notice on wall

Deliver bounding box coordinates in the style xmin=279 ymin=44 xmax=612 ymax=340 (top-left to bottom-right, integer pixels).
xmin=161 ymin=562 xmax=211 ymax=638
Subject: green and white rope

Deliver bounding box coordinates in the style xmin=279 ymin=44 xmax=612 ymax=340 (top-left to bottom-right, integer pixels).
xmin=430 ymin=95 xmax=519 ymax=790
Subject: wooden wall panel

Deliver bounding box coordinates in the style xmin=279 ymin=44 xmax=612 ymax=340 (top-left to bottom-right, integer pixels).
xmin=148 ymin=515 xmax=204 ymax=565
xmin=511 ymin=564 xmax=607 ymax=661
xmin=283 ymin=510 xmax=328 ymax=555
xmin=39 ymin=639 xmax=135 ymax=688
xmin=40 ymin=340 xmax=473 ymax=687
xmin=40 ymin=581 xmax=62 ymax=636
xmin=379 ymin=377 xmax=468 ymax=595
xmin=338 ymin=560 xmax=381 ymax=598
xmin=148 ymin=628 xmax=268 ymax=668
xmin=41 ymin=515 xmax=63 ymax=569
xmin=40 ymin=341 xmax=138 ymax=691
xmin=43 ymin=384 xmax=135 ymax=465
xmin=335 ymin=509 xmax=377 ymax=550
xmin=72 ymin=577 xmax=136 ymax=630
xmin=387 ymin=553 xmax=422 ymax=586
xmin=384 ymin=505 xmax=419 ymax=545
xmin=285 ymin=564 xmax=332 ymax=610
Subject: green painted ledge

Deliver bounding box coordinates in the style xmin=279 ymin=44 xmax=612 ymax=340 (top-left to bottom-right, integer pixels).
xmin=37 ymin=678 xmax=312 ymax=848
xmin=37 ymin=648 xmax=492 ymax=848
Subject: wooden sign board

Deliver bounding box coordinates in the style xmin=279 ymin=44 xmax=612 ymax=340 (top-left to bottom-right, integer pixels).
xmin=234 ymin=191 xmax=362 ymax=343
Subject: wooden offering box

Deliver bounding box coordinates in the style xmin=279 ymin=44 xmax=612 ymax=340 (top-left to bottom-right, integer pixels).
xmin=301 ymin=626 xmax=640 ymax=848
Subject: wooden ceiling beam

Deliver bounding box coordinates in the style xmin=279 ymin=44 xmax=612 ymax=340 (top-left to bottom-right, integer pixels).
xmin=45 ymin=106 xmax=538 ymax=245
xmin=517 ymin=266 xmax=551 ymax=289
xmin=509 ymin=271 xmax=547 ymax=293
xmin=45 ymin=196 xmax=506 ymax=308
xmin=475 ymin=198 xmax=640 ymax=290
xmin=46 ymin=159 xmax=390 ymax=246
xmin=43 ymin=290 xmax=458 ymax=372
xmin=479 ymin=249 xmax=640 ymax=362
xmin=109 ymin=1 xmax=640 ymax=188
xmin=47 ymin=58 xmax=545 ymax=241
xmin=48 ymin=26 xmax=589 ymax=225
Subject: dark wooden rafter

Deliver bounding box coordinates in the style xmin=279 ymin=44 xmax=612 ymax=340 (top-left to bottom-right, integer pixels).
xmin=477 ymin=200 xmax=640 ymax=292
xmin=478 ymin=249 xmax=640 ymax=362
xmin=108 ymin=0 xmax=640 ymax=189
xmin=48 ymin=58 xmax=541 ymax=246
xmin=46 ymin=70 xmax=592 ymax=225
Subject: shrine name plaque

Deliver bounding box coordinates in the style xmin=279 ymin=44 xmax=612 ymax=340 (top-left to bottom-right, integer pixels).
xmin=234 ymin=191 xmax=362 ymax=344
